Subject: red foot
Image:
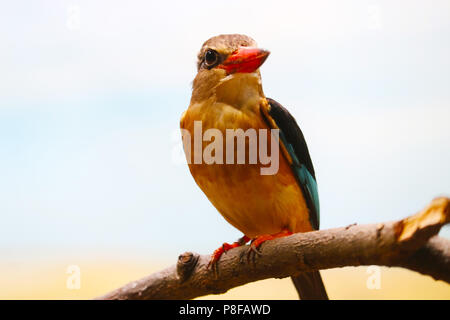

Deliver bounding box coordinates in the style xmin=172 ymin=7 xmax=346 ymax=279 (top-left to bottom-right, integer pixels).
xmin=248 ymin=229 xmax=293 ymax=256
xmin=208 ymin=236 xmax=250 ymax=269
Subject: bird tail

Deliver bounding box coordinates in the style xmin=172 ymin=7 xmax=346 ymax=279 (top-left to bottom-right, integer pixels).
xmin=291 ymin=271 xmax=328 ymax=300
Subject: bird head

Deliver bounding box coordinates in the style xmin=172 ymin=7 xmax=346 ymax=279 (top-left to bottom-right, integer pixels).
xmin=191 ymin=34 xmax=270 ymax=104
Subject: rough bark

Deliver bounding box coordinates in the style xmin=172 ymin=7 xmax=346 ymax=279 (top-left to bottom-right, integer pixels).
xmin=97 ymin=197 xmax=450 ymax=300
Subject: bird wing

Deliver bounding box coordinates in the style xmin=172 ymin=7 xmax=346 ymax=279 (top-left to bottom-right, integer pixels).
xmin=260 ymin=98 xmax=320 ymax=230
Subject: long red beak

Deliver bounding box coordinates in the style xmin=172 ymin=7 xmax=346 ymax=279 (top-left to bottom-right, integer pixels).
xmin=217 ymin=47 xmax=270 ymax=74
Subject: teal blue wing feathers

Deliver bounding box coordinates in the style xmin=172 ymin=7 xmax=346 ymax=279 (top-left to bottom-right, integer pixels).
xmin=263 ymin=98 xmax=320 ymax=230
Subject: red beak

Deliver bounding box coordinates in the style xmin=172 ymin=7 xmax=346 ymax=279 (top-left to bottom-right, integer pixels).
xmin=217 ymin=47 xmax=270 ymax=74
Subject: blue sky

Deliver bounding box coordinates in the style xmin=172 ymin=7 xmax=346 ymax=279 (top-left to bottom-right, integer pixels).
xmin=1 ymin=1 xmax=449 ymax=262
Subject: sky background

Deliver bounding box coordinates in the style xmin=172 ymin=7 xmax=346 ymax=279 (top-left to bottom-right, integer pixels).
xmin=0 ymin=1 xmax=449 ymax=298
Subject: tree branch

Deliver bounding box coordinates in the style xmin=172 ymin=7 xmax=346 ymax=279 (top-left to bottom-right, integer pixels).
xmin=97 ymin=197 xmax=450 ymax=300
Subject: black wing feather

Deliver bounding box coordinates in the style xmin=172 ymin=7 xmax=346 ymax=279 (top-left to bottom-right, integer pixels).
xmin=266 ymin=98 xmax=320 ymax=230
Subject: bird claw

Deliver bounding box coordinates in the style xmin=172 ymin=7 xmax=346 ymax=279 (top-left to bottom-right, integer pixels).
xmin=245 ymin=243 xmax=262 ymax=265
xmin=248 ymin=245 xmax=262 ymax=256
xmin=207 ymin=246 xmax=226 ymax=272
xmin=209 ymin=233 xmax=292 ymax=270
xmin=208 ymin=236 xmax=250 ymax=275
xmin=243 ymin=230 xmax=293 ymax=264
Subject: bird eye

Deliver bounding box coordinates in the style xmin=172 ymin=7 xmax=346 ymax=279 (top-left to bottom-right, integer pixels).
xmin=204 ymin=49 xmax=219 ymax=67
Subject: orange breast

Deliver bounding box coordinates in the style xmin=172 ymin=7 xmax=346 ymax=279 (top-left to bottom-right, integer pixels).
xmin=180 ymin=99 xmax=313 ymax=238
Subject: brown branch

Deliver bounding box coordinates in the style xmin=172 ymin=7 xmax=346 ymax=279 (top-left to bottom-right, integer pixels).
xmin=97 ymin=197 xmax=450 ymax=300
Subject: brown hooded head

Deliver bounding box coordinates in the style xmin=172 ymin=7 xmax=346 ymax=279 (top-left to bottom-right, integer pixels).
xmin=191 ymin=34 xmax=270 ymax=104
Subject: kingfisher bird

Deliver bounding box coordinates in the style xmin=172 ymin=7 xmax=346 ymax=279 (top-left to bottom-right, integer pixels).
xmin=180 ymin=34 xmax=328 ymax=300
